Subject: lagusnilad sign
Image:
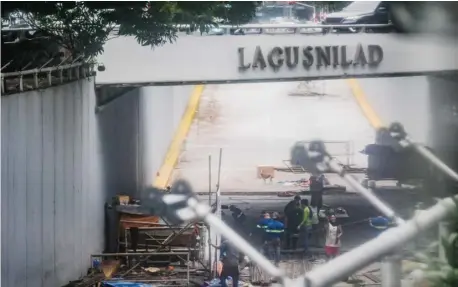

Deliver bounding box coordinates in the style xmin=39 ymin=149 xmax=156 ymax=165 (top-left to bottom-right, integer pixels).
xmin=238 ymin=44 xmax=384 ymax=71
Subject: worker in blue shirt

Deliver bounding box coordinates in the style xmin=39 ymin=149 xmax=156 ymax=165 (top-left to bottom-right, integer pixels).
xmin=257 ymin=212 xmax=272 ymax=256
xmin=267 ymin=212 xmax=285 ymax=266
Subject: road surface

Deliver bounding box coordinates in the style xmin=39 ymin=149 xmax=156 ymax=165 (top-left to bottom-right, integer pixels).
xmin=171 ymin=80 xmax=374 ymax=193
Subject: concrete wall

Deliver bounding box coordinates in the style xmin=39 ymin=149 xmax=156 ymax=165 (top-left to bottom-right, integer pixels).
xmin=357 ymin=75 xmax=458 ymax=158
xmin=427 ymin=75 xmax=458 ymax=169
xmin=1 ymin=78 xmax=195 ymax=286
xmin=139 ymin=86 xmax=194 ymax=187
xmin=357 ymin=76 xmax=433 ymax=146
xmin=1 ymin=78 xmax=105 ymax=287
xmin=98 ymin=85 xmax=194 ymax=192
xmin=97 ymin=88 xmax=141 ymax=198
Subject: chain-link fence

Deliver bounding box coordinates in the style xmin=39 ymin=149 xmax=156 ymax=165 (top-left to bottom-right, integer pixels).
xmin=141 ymin=121 xmax=458 ymax=287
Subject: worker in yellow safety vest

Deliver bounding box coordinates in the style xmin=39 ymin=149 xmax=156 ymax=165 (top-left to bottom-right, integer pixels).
xmin=300 ymin=199 xmax=313 ymax=256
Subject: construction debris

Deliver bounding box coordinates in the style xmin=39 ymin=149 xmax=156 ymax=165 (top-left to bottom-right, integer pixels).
xmin=203 ymin=277 xmax=253 ymax=287
xmin=101 ymin=282 xmax=155 ymax=287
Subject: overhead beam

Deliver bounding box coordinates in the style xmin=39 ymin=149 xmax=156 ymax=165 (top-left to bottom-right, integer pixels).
xmin=96 ymin=34 xmax=458 ymax=86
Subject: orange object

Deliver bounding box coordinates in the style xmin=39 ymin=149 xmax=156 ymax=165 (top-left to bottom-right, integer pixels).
xmin=119 ymin=214 xmax=160 ymax=229
xmin=101 ymin=260 xmax=120 ymax=279
xmin=117 ymin=195 xmax=130 ymax=205
xmin=168 ymin=266 xmax=175 ymax=271
xmin=257 ymin=166 xmax=275 ymax=179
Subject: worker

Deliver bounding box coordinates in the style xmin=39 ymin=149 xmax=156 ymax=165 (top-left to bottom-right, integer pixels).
xmin=229 ymin=205 xmax=246 ymax=227
xmin=266 ymin=212 xmax=285 ymax=266
xmin=257 ymin=212 xmax=272 ymax=256
xmin=300 ymin=199 xmax=313 ymax=256
xmin=219 ymin=239 xmax=244 ymax=287
xmin=284 ymin=201 xmax=303 ymax=250
xmin=284 ymin=195 xmax=301 ymax=217
xmin=309 ymin=174 xmax=326 ymax=213
xmin=324 ymin=214 xmax=343 ymax=261
xmin=284 ymin=195 xmax=301 ymax=237
xmin=309 ymin=203 xmax=320 ymax=247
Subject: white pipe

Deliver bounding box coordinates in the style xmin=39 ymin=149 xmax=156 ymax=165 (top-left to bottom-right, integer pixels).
xmin=302 ymin=195 xmax=458 ymax=287
xmin=381 ymin=254 xmax=402 ymax=287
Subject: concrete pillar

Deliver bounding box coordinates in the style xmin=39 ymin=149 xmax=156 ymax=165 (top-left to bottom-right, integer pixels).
xmin=427 ymin=75 xmax=458 ymax=171
xmin=426 ymin=75 xmax=458 ymax=200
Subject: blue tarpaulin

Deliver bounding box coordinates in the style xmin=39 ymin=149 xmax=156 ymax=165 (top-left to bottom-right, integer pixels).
xmin=102 ymin=282 xmax=155 ymax=287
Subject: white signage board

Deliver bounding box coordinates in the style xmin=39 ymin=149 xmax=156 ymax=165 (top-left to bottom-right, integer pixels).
xmin=96 ymin=34 xmax=458 ymax=86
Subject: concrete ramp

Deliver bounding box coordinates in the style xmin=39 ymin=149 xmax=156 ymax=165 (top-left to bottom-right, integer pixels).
xmin=171 ymin=80 xmax=374 ymax=193
xmin=96 ymin=34 xmax=458 ymax=86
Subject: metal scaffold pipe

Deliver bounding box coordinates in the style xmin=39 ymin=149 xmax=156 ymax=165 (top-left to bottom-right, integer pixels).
xmin=208 ymin=154 xmax=213 ymax=276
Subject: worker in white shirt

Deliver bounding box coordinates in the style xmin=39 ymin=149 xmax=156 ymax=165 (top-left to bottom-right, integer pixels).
xmin=324 ymin=214 xmax=343 ymax=261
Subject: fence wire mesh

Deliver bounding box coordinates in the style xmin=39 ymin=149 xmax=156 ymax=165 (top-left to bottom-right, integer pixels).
xmin=144 ymin=121 xmax=458 ymax=287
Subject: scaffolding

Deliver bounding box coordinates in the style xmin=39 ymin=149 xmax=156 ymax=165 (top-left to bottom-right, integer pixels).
xmin=86 ymin=252 xmax=191 ymax=287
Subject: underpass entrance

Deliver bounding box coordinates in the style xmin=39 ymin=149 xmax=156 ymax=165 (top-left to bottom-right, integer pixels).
xmin=94 ymin=24 xmax=457 ymax=286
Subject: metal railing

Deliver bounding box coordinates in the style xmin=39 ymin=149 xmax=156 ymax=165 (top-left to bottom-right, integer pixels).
xmin=1 ymin=58 xmax=94 ymax=94
xmin=141 ymin=121 xmax=458 ymax=287
xmin=2 ymin=23 xmax=394 ymax=36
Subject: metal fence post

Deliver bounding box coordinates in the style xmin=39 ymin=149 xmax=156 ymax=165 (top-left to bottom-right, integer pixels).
xmin=438 ymin=220 xmax=451 ymax=262
xmin=381 ymin=252 xmax=402 ymax=287
xmin=208 ymin=154 xmax=213 ymax=276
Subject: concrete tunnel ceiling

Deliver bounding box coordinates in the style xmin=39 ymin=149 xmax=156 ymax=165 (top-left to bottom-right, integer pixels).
xmin=96 ymin=33 xmax=458 ymax=86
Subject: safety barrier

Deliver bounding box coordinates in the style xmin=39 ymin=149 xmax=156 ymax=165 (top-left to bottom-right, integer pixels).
xmin=1 ymin=58 xmax=94 ymax=94
xmin=141 ymin=121 xmax=458 ymax=287
xmin=2 ymin=23 xmax=394 ymax=36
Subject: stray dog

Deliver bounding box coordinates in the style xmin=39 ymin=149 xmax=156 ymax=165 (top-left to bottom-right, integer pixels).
xmin=260 ymin=170 xmax=273 ymax=184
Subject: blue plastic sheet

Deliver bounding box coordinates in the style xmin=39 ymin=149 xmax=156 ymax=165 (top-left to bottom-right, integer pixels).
xmin=203 ymin=277 xmax=245 ymax=287
xmin=102 ymin=282 xmax=155 ymax=287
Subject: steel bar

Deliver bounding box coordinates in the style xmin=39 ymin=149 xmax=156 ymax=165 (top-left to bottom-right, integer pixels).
xmin=327 ymin=159 xmax=405 ymax=225
xmin=216 ymin=148 xmax=223 ymax=191
xmin=2 ymin=23 xmax=393 ymax=32
xmin=414 ymin=142 xmax=458 ymax=182
xmin=1 ymin=60 xmax=13 ymax=71
xmin=184 ymin=198 xmax=284 ymax=278
xmin=1 ymin=62 xmax=84 ymax=77
xmin=214 ymin=148 xmax=223 ymax=273
xmin=91 ymin=252 xmax=189 ymax=257
xmin=39 ymin=57 xmax=56 ymax=70
xmin=121 ymin=222 xmax=195 ymax=277
xmin=208 ymin=154 xmax=213 ymax=277
xmin=301 ymin=195 xmax=458 ymax=287
xmin=123 ymin=224 xmax=198 ymax=230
